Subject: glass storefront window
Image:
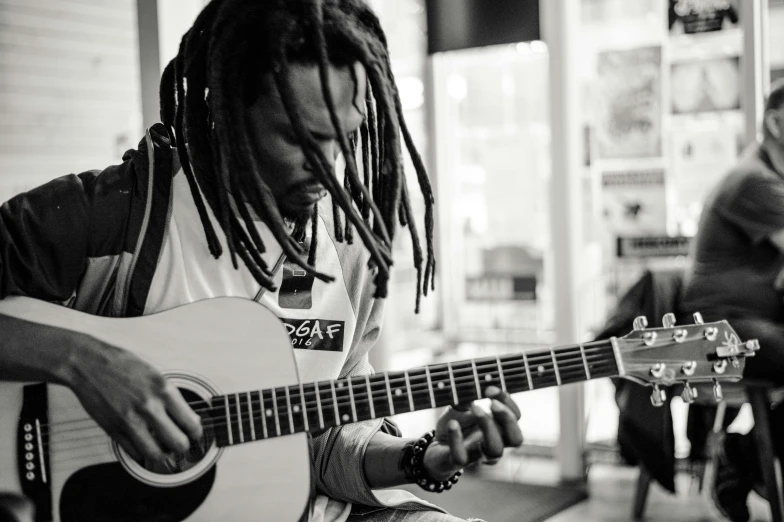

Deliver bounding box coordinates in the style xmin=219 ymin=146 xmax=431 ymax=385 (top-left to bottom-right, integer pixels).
xmin=432 ymin=43 xmax=561 ymax=445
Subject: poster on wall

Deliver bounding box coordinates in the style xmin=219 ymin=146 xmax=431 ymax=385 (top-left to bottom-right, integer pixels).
xmin=602 ymin=168 xmax=667 ymax=235
xmin=671 ymin=57 xmax=740 ymax=114
xmin=670 ymin=128 xmax=737 ymax=233
xmin=595 ymin=47 xmax=662 ymax=160
xmin=669 ymin=0 xmax=740 ymax=35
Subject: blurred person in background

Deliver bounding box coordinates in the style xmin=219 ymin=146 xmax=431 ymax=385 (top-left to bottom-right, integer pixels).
xmin=682 ymin=78 xmax=784 ymax=522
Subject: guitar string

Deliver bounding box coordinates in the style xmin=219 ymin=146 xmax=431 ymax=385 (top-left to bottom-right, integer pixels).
xmin=40 ymin=356 xmax=624 ymax=456
xmin=36 ymin=341 xmax=723 ymax=453
xmin=43 ymin=360 xmax=709 ymax=464
xmin=42 ymin=354 xmax=620 ymax=451
xmin=40 ymin=327 xmax=728 ymax=435
xmin=39 ymin=330 xmax=727 ymax=434
xmin=45 ymin=362 xmax=625 ymax=465
xmin=40 ymin=348 xmax=710 ymax=449
xmin=38 ymin=346 xmax=615 ymax=435
xmin=40 ymin=351 xmax=618 ymax=447
xmin=41 ymin=350 xmax=698 ymax=450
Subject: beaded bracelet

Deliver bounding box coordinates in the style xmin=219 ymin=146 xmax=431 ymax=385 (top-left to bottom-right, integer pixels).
xmin=401 ymin=430 xmax=463 ymax=493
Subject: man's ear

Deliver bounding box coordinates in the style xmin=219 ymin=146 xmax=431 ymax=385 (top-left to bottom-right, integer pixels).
xmin=765 ymin=110 xmax=782 ymax=139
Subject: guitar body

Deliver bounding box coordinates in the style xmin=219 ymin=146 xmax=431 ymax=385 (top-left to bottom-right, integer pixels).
xmin=0 ymin=297 xmax=311 ymax=522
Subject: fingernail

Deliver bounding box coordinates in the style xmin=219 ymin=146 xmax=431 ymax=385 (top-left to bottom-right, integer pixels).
xmin=448 ymin=420 xmax=460 ymax=431
xmin=485 ymin=386 xmax=500 ymax=397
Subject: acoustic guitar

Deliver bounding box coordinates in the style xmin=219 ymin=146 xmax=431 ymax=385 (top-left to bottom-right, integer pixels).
xmin=0 ymin=296 xmax=757 ymax=521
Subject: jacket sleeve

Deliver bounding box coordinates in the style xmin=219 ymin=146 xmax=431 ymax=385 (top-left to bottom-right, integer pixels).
xmin=308 ymin=270 xmax=400 ymax=506
xmin=0 ymin=164 xmax=136 ymax=303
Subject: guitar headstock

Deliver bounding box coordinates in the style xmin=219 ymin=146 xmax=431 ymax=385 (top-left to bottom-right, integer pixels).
xmin=616 ymin=312 xmax=758 ymax=406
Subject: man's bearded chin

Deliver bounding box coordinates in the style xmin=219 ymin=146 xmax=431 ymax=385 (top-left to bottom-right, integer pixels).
xmin=280 ymin=205 xmax=312 ymax=226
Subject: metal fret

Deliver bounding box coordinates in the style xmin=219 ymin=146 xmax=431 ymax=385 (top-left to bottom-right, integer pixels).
xmin=404 ymin=371 xmax=415 ymax=411
xmin=447 ymin=362 xmax=459 ymax=404
xmin=522 ymin=352 xmax=534 ymax=390
xmin=299 ymin=383 xmax=309 ymax=432
xmin=235 ymin=393 xmax=244 ymax=443
xmin=579 ymin=343 xmax=591 ymax=380
xmin=224 ymin=395 xmax=234 ymax=445
xmin=347 ymin=379 xmax=358 ymax=422
xmin=384 ymin=372 xmax=395 ymax=415
xmin=365 ymin=375 xmax=376 ymax=419
xmin=550 ymin=348 xmax=562 ymax=386
xmin=424 ymin=367 xmax=436 ymax=408
xmin=284 ymin=387 xmax=294 ymax=433
xmin=315 ymin=382 xmax=325 ymax=429
xmin=260 ymin=390 xmax=268 ymax=439
xmin=272 ymin=388 xmax=281 ymax=436
xmin=495 ymin=356 xmax=507 ymax=393
xmin=470 ymin=360 xmax=482 ymax=398
xmin=330 ymin=380 xmax=340 ymax=425
xmin=247 ymin=392 xmax=256 ymax=440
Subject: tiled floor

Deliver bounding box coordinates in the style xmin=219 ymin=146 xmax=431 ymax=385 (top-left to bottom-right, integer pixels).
xmin=473 ymin=457 xmax=773 ymax=522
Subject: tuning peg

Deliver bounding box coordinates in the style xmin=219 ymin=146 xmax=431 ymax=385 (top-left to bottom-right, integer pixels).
xmin=713 ymin=359 xmax=727 ymax=374
xmin=681 ymin=361 xmax=696 ymax=376
xmin=633 ymin=316 xmax=649 ymax=330
xmin=650 ymin=363 xmax=666 ymax=379
xmin=662 ymin=313 xmax=676 ymax=328
xmin=705 ymin=327 xmax=718 ymax=341
xmin=681 ymin=382 xmax=698 ymax=404
xmin=650 ymin=385 xmax=666 ymax=407
xmin=713 ymin=380 xmax=723 ymax=402
xmin=693 ymin=312 xmax=704 ymax=324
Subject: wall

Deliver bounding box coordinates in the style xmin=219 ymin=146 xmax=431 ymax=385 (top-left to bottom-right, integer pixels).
xmin=0 ymin=0 xmax=142 ymax=202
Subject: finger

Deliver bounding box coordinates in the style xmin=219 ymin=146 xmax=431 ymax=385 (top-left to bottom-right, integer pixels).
xmin=471 ymin=403 xmax=504 ymax=459
xmin=484 ymin=387 xmax=521 ymax=419
xmin=112 ymin=431 xmax=143 ymax=463
xmin=447 ymin=420 xmax=469 ymax=466
xmin=163 ymin=383 xmax=204 ymax=442
xmin=490 ymin=399 xmax=524 ymax=447
xmin=125 ymin=412 xmax=167 ymax=462
xmin=141 ymin=400 xmax=191 ymax=454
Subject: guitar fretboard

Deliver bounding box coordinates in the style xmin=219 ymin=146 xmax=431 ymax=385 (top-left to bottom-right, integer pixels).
xmin=204 ymin=340 xmax=619 ymax=447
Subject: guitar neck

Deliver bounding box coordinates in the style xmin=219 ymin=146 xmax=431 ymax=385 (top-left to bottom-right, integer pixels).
xmin=206 ymin=339 xmax=621 ymax=447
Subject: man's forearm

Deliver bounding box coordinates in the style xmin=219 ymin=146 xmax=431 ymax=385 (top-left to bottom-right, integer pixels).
xmin=363 ymin=431 xmax=412 ymax=489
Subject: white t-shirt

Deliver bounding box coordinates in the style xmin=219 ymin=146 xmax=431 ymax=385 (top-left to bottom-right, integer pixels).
xmin=144 ymin=170 xmax=358 ymax=522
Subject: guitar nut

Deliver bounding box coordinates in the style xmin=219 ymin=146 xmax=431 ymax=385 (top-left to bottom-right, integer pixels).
xmin=26 ymin=462 xmax=34 ymax=471
xmin=24 ymin=434 xmax=32 ymax=442
xmin=26 ymin=472 xmax=34 ymax=481
xmin=25 ymin=453 xmax=33 ymax=461
xmin=25 ymin=443 xmax=33 ymax=451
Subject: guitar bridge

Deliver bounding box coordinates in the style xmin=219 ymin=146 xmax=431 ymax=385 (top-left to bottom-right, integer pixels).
xmin=17 ymin=383 xmax=52 ymax=522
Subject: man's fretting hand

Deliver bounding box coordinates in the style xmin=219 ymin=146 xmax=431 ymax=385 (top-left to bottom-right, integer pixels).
xmin=421 ymin=386 xmax=523 ymax=480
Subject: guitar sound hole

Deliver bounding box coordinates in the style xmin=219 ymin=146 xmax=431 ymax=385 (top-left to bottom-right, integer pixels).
xmin=131 ymin=389 xmax=214 ymax=475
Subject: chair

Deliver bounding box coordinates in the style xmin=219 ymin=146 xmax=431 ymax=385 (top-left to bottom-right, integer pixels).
xmin=0 ymin=493 xmax=33 ymax=522
xmin=632 ymin=380 xmax=784 ymax=522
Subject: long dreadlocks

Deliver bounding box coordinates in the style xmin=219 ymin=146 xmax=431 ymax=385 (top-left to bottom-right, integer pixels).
xmin=159 ymin=0 xmax=435 ymax=312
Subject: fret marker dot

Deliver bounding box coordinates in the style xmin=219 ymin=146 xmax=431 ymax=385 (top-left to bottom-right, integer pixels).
xmin=537 ymin=365 xmax=545 ymax=374
xmin=485 ymin=374 xmax=493 ymax=382
xmin=266 ymin=409 xmax=273 ymax=417
xmin=437 ymin=382 xmax=445 ymax=389
xmin=293 ymin=405 xmax=300 ymax=413
xmin=395 ymin=388 xmax=403 ymax=396
xmin=342 ymin=414 xmax=350 ymax=422
xmin=337 ymin=382 xmax=344 ymax=388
